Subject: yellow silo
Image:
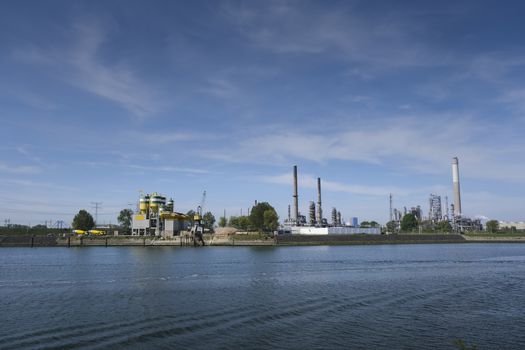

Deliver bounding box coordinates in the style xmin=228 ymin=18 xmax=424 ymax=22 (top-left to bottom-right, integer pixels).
xmin=139 ymin=195 xmax=150 ymax=214
xmin=149 ymin=193 xmax=166 ymax=213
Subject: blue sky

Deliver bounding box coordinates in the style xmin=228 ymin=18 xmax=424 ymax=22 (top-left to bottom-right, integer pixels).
xmin=1 ymin=0 xmax=525 ymax=226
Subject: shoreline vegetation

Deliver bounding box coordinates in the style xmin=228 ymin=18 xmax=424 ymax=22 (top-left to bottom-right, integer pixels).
xmin=1 ymin=231 xmax=525 ymax=247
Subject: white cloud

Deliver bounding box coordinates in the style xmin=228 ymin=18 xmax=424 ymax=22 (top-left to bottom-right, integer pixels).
xmin=0 ymin=163 xmax=42 ymax=175
xmin=222 ymin=2 xmax=450 ymax=70
xmin=133 ymin=131 xmax=211 ymax=144
xmin=126 ymin=164 xmax=212 ymax=175
xmin=203 ymin=114 xmax=525 ymax=183
xmin=12 ymin=19 xmax=160 ymax=118
xmin=261 ymin=172 xmax=411 ymax=196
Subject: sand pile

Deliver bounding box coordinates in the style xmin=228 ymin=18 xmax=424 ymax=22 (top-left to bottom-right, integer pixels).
xmin=214 ymin=227 xmax=238 ymax=236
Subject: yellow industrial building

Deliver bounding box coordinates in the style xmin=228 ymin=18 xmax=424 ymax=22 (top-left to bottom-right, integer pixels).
xmin=132 ymin=192 xmax=189 ymax=237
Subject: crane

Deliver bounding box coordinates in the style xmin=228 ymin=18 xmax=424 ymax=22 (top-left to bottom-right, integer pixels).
xmin=190 ymin=190 xmax=206 ymax=246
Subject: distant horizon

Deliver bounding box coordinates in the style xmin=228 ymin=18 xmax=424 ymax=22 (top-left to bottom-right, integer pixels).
xmin=1 ymin=1 xmax=524 ymax=225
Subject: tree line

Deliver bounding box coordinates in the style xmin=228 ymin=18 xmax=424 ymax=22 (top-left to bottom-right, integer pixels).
xmin=218 ymin=202 xmax=279 ymax=233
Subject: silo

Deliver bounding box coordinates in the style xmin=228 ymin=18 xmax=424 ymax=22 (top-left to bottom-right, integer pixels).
xmin=149 ymin=193 xmax=166 ymax=213
xmin=167 ymin=198 xmax=174 ymax=212
xmin=139 ymin=195 xmax=149 ymax=214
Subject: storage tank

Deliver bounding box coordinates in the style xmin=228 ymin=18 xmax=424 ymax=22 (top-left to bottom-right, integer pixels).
xmin=167 ymin=198 xmax=174 ymax=212
xmin=139 ymin=195 xmax=150 ymax=214
xmin=149 ymin=193 xmax=166 ymax=213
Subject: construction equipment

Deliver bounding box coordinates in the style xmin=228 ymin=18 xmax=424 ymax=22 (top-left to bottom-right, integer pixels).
xmin=190 ymin=191 xmax=206 ymax=246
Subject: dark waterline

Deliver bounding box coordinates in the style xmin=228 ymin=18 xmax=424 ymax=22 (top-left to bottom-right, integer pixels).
xmin=1 ymin=244 xmax=525 ymax=349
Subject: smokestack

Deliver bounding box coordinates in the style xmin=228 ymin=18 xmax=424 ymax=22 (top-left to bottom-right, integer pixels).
xmin=452 ymin=157 xmax=462 ymax=216
xmin=317 ymin=177 xmax=322 ymax=225
xmin=293 ymin=165 xmax=299 ymax=224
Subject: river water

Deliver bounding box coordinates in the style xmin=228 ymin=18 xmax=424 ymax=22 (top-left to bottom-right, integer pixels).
xmin=1 ymin=244 xmax=525 ymax=349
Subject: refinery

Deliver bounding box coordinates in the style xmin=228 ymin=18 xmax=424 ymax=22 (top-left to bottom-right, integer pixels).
xmin=386 ymin=157 xmax=482 ymax=233
xmin=0 ymin=156 xmax=506 ymax=241
xmin=281 ymin=165 xmax=381 ymax=235
xmin=281 ymin=157 xmax=482 ymax=235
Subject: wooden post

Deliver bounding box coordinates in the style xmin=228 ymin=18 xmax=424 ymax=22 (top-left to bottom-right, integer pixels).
xmin=68 ymin=236 xmax=70 ymax=247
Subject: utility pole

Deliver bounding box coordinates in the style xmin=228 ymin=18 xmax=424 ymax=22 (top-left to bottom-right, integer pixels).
xmin=91 ymin=202 xmax=102 ymax=226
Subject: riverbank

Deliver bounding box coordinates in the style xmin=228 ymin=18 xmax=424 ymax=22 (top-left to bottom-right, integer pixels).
xmin=2 ymin=233 xmax=525 ymax=247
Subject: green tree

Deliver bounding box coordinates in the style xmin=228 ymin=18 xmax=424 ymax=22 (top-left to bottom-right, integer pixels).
xmin=249 ymin=202 xmax=278 ymax=232
xmin=360 ymin=221 xmax=370 ymax=228
xmin=400 ymin=213 xmax=418 ymax=232
xmin=202 ymin=211 xmax=215 ymax=230
xmin=229 ymin=216 xmax=239 ymax=228
xmin=386 ymin=220 xmax=398 ymax=233
xmin=420 ymin=220 xmax=434 ymax=233
xmin=238 ymin=216 xmax=251 ymax=231
xmin=263 ymin=210 xmax=279 ymax=232
xmin=72 ymin=210 xmax=95 ymax=231
xmin=219 ymin=216 xmax=227 ymax=227
xmin=369 ymin=221 xmax=379 ymax=228
xmin=229 ymin=216 xmax=252 ymax=231
xmin=436 ymin=220 xmax=452 ymax=232
xmin=118 ymin=209 xmax=133 ymax=234
xmin=486 ymin=220 xmax=499 ymax=233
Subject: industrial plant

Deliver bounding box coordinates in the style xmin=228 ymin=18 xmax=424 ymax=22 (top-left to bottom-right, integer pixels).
xmin=282 ymin=165 xmax=381 ymax=235
xmin=131 ymin=192 xmax=206 ymax=244
xmin=388 ymin=157 xmax=482 ymax=233
xmin=282 ymin=156 xmax=483 ymax=235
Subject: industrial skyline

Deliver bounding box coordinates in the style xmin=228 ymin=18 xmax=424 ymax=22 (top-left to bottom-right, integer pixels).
xmin=1 ymin=1 xmax=525 ymax=224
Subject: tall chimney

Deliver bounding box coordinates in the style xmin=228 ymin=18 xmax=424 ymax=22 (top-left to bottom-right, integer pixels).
xmin=452 ymin=157 xmax=462 ymax=216
xmin=317 ymin=177 xmax=322 ymax=225
xmin=293 ymin=165 xmax=299 ymax=224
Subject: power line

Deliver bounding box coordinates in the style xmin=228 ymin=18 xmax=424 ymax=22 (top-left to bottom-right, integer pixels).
xmin=91 ymin=202 xmax=102 ymax=225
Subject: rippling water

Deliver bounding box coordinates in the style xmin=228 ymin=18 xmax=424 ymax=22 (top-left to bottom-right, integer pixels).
xmin=1 ymin=244 xmax=525 ymax=349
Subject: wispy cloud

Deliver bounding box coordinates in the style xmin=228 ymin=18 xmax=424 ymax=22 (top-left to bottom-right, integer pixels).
xmin=221 ymin=2 xmax=452 ymax=70
xmin=126 ymin=164 xmax=212 ymax=175
xmin=0 ymin=163 xmax=42 ymax=175
xmin=137 ymin=131 xmax=215 ymax=144
xmin=12 ymin=19 xmax=160 ymax=118
xmin=0 ymin=178 xmax=76 ymax=191
xmin=261 ymin=172 xmax=411 ymax=196
xmin=201 ymin=77 xmax=241 ymax=99
xmin=203 ymin=114 xmax=525 ymax=183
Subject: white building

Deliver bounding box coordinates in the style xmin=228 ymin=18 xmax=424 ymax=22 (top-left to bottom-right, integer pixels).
xmin=499 ymin=221 xmax=525 ymax=230
xmin=291 ymin=226 xmax=381 ymax=235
